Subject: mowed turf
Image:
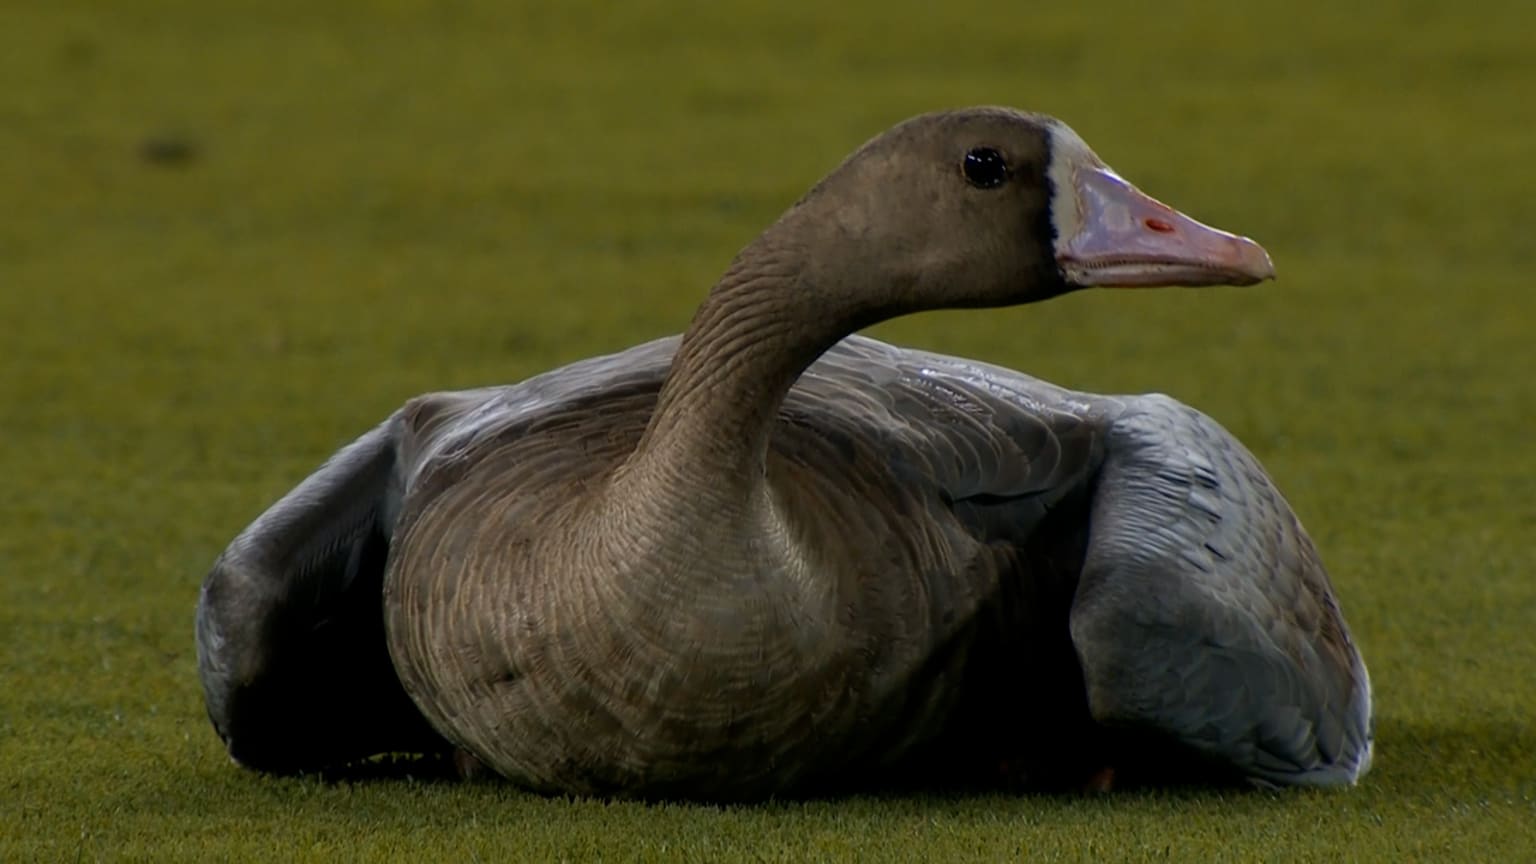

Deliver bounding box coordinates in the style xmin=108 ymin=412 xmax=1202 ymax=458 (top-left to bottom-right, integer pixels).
xmin=4 ymin=0 xmax=1533 ymax=859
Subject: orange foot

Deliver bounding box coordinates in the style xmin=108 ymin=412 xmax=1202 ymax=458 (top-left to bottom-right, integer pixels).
xmin=1080 ymin=765 xmax=1116 ymax=793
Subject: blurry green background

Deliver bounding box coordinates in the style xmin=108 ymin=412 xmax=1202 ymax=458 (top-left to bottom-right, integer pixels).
xmin=4 ymin=0 xmax=1532 ymax=860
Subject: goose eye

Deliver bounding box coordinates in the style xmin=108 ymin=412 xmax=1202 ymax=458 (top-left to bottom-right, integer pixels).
xmin=962 ymin=147 xmax=1009 ymax=189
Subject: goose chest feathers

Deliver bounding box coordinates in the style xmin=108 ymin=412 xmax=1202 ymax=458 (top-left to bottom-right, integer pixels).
xmin=195 ymin=106 xmax=1373 ymax=799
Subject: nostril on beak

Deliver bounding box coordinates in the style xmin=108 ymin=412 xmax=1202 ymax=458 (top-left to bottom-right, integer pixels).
xmin=1144 ymin=217 xmax=1175 ymax=233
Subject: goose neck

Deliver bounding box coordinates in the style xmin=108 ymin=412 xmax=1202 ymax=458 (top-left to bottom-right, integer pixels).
xmin=626 ymin=234 xmax=872 ymax=493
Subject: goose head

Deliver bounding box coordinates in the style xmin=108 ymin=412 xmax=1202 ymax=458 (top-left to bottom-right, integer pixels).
xmin=766 ymin=106 xmax=1275 ymax=317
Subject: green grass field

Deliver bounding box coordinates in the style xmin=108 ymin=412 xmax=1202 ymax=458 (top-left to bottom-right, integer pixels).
xmin=5 ymin=0 xmax=1533 ymax=859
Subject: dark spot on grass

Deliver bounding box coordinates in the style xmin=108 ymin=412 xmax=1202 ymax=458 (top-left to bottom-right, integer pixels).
xmin=139 ymin=135 xmax=199 ymax=168
xmin=58 ymin=37 xmax=99 ymax=67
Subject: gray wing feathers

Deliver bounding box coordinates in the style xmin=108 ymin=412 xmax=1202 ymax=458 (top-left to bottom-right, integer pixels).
xmin=194 ymin=413 xmax=444 ymax=771
xmin=1070 ymin=394 xmax=1373 ymax=786
xmin=813 ymin=336 xmax=1113 ymax=521
xmin=196 ymin=417 xmax=401 ymax=704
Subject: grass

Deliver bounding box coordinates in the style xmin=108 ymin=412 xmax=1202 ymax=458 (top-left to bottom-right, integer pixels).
xmin=4 ymin=0 xmax=1534 ymax=859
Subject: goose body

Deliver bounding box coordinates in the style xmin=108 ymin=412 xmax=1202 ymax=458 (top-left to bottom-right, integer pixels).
xmin=196 ymin=107 xmax=1372 ymax=798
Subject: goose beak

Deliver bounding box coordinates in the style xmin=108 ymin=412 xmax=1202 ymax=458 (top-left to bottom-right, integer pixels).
xmin=1056 ymin=167 xmax=1276 ymax=288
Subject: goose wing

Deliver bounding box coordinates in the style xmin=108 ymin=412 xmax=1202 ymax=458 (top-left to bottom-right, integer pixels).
xmin=803 ymin=335 xmax=1116 ymax=544
xmin=1068 ymin=395 xmax=1373 ymax=786
xmin=800 ymin=338 xmax=1373 ymax=787
xmin=194 ymin=413 xmax=438 ymax=771
xmin=193 ymin=343 xmax=682 ymax=773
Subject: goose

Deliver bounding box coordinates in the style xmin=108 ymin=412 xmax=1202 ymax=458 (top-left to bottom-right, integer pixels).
xmin=194 ymin=106 xmax=1373 ymax=799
